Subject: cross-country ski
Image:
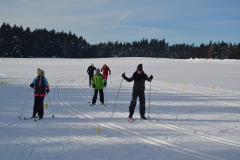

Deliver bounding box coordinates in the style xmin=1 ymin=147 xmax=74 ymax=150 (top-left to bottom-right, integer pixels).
xmin=24 ymin=116 xmax=38 ymax=120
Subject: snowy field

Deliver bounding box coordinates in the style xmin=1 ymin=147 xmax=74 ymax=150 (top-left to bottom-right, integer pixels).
xmin=0 ymin=57 xmax=240 ymax=160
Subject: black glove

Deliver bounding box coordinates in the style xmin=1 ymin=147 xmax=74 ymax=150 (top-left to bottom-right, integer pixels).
xmin=46 ymin=89 xmax=49 ymax=94
xmin=122 ymin=72 xmax=126 ymax=78
xmin=150 ymin=75 xmax=153 ymax=81
xmin=104 ymin=82 xmax=106 ymax=87
xmin=30 ymin=83 xmax=34 ymax=89
xmin=93 ymin=84 xmax=95 ymax=88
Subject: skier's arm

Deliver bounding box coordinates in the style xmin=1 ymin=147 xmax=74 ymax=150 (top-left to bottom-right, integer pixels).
xmin=125 ymin=76 xmax=133 ymax=82
xmin=44 ymin=78 xmax=49 ymax=87
xmin=109 ymin=68 xmax=111 ymax=75
xmin=87 ymin=67 xmax=89 ymax=74
xmin=122 ymin=72 xmax=133 ymax=82
xmin=32 ymin=78 xmax=37 ymax=85
xmin=44 ymin=78 xmax=50 ymax=90
xmin=44 ymin=78 xmax=50 ymax=94
xmin=145 ymin=74 xmax=153 ymax=82
xmin=30 ymin=78 xmax=37 ymax=88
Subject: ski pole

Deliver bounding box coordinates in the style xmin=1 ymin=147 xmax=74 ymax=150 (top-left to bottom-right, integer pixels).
xmin=111 ymin=77 xmax=123 ymax=118
xmin=81 ymin=76 xmax=88 ymax=84
xmin=148 ymin=81 xmax=152 ymax=118
xmin=47 ymin=93 xmax=54 ymax=117
xmin=110 ymin=75 xmax=112 ymax=83
xmin=88 ymin=88 xmax=94 ymax=104
xmin=104 ymin=87 xmax=107 ymax=105
xmin=19 ymin=88 xmax=31 ymax=119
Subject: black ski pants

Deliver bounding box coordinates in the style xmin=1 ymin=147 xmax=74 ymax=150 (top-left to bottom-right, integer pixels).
xmin=92 ymin=89 xmax=104 ymax=104
xmin=33 ymin=96 xmax=44 ymax=117
xmin=89 ymin=74 xmax=94 ymax=86
xmin=129 ymin=90 xmax=145 ymax=117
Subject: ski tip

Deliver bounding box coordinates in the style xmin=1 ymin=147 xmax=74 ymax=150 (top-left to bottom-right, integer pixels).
xmin=127 ymin=118 xmax=133 ymax=123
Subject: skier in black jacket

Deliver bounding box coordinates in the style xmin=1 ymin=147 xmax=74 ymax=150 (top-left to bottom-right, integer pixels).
xmin=122 ymin=64 xmax=153 ymax=120
xmin=87 ymin=63 xmax=96 ymax=87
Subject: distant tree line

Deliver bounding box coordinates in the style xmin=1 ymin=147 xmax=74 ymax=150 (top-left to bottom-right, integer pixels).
xmin=0 ymin=23 xmax=239 ymax=59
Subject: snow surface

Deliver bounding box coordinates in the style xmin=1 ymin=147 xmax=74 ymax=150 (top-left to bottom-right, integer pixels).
xmin=0 ymin=57 xmax=240 ymax=160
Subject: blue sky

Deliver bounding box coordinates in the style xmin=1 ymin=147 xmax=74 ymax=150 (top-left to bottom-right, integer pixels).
xmin=0 ymin=0 xmax=240 ymax=45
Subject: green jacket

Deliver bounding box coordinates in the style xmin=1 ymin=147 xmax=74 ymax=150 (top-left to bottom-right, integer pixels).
xmin=92 ymin=74 xmax=105 ymax=89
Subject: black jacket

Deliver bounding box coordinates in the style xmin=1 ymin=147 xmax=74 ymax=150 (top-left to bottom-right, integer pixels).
xmin=87 ymin=66 xmax=96 ymax=75
xmin=123 ymin=71 xmax=151 ymax=91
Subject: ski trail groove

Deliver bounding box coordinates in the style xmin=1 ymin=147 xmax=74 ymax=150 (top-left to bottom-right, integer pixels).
xmin=67 ymin=78 xmax=224 ymax=160
xmin=77 ymin=78 xmax=240 ymax=148
xmin=75 ymin=77 xmax=240 ymax=148
xmin=151 ymin=80 xmax=240 ymax=108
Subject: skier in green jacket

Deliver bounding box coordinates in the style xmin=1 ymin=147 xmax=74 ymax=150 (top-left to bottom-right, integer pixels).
xmin=91 ymin=68 xmax=106 ymax=105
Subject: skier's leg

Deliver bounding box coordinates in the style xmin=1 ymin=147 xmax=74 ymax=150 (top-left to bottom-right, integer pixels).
xmin=139 ymin=91 xmax=146 ymax=117
xmin=92 ymin=89 xmax=98 ymax=104
xmin=103 ymin=75 xmax=108 ymax=86
xmin=129 ymin=90 xmax=138 ymax=118
xmin=33 ymin=96 xmax=38 ymax=116
xmin=89 ymin=75 xmax=92 ymax=87
xmin=38 ymin=97 xmax=44 ymax=118
xmin=99 ymin=89 xmax=104 ymax=104
xmin=90 ymin=75 xmax=93 ymax=86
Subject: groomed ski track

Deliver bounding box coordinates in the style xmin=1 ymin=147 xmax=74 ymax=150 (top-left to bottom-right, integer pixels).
xmin=1 ymin=58 xmax=240 ymax=160
xmin=37 ymin=74 xmax=239 ymax=160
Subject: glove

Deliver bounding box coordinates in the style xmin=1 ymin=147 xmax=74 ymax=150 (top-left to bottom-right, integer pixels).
xmin=150 ymin=75 xmax=153 ymax=81
xmin=30 ymin=83 xmax=34 ymax=89
xmin=46 ymin=89 xmax=49 ymax=94
xmin=92 ymin=84 xmax=95 ymax=88
xmin=104 ymin=82 xmax=106 ymax=87
xmin=122 ymin=72 xmax=126 ymax=78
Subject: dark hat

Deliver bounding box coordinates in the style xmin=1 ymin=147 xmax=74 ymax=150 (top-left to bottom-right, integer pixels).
xmin=137 ymin=64 xmax=143 ymax=71
xmin=96 ymin=68 xmax=100 ymax=73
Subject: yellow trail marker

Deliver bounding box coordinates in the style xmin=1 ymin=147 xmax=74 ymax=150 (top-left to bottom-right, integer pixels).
xmin=166 ymin=80 xmax=169 ymax=83
xmin=97 ymin=126 xmax=101 ymax=134
xmin=45 ymin=103 xmax=49 ymax=108
xmin=210 ymin=86 xmax=215 ymax=90
xmin=183 ymin=83 xmax=187 ymax=86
